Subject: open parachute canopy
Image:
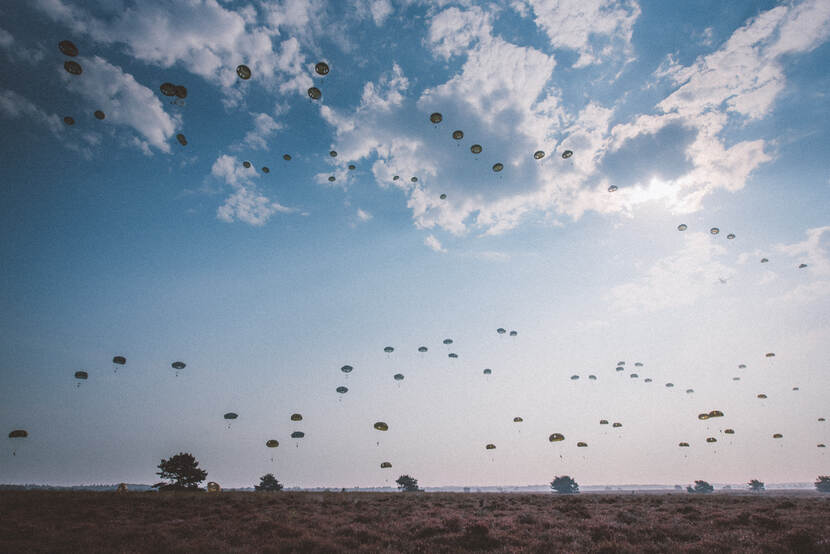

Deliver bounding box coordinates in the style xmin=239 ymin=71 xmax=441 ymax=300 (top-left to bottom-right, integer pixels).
xmin=429 ymin=112 xmax=442 ymax=124
xmin=374 ymin=422 xmax=388 ymax=431
xmin=440 ymin=194 xmax=447 ymax=200
xmin=710 ymin=227 xmax=720 ymax=235
xmin=266 ymin=440 xmax=279 ymax=448
xmin=708 ymin=410 xmax=724 ymax=418
xmin=497 ymin=328 xmax=506 ymax=335
xmin=94 ymin=110 xmax=106 ymax=120
xmin=706 ymin=437 xmax=717 ymax=443
xmin=686 ymin=388 xmax=694 ymax=394
xmin=549 ymin=433 xmax=565 ymax=442
xmin=74 ymin=371 xmax=88 ymax=380
xmin=207 ymin=481 xmax=221 ymax=492
xmin=577 ymin=442 xmax=588 ymax=447
xmin=634 ymin=362 xmax=643 ymax=367
xmin=738 ymin=364 xmax=746 ymax=369
xmin=223 ymin=412 xmax=238 ymax=420
xmin=631 ymin=373 xmax=639 ymax=379
xmin=308 ymin=87 xmax=321 ymax=100
xmin=63 ymin=116 xmax=74 ymax=125
xmin=665 ymin=382 xmax=674 ymax=388
xmin=64 ymin=60 xmax=82 ymax=75
xmin=644 ymin=378 xmax=652 ymax=383
xmin=380 ymin=462 xmax=392 ymax=468
xmin=8 ymin=430 xmax=28 ymax=438
xmin=290 ymin=413 xmax=303 ymax=421
xmin=679 ymin=442 xmax=690 ymax=447
xmin=570 ymin=375 xmax=579 ymax=380
xmin=176 ymin=134 xmax=187 ymax=146
xmin=612 ymin=422 xmax=622 ymax=428
xmin=448 ymin=353 xmax=458 ymax=358
xmin=485 ymin=444 xmax=496 ymax=450
xmin=341 ymin=365 xmax=353 ymax=373
xmin=236 ymin=64 xmax=251 ymax=80
xmin=799 ymin=263 xmax=808 ymax=268
xmin=171 ymin=361 xmax=185 ymax=370
xmin=727 ymin=233 xmax=736 ymax=239
xmin=509 ymin=330 xmax=517 ymax=336
xmin=765 ymin=353 xmax=775 ymax=357
xmin=534 ymin=150 xmax=545 ymax=160
xmin=443 ymin=338 xmax=453 ymax=345
xmin=410 ymin=177 xmax=418 ymax=183
xmin=393 ymin=373 xmax=404 ymax=381
xmin=328 ymin=176 xmax=336 ymax=182
xmin=757 ymin=394 xmax=768 ymax=399
xmin=243 ymin=161 xmax=251 ymax=168
xmin=418 ymin=346 xmax=428 ymax=352
xmin=677 ymin=224 xmax=687 ymax=231
xmin=483 ymin=368 xmax=492 ymax=375
xmin=262 ymin=166 xmax=270 ymax=173
xmin=513 ymin=417 xmax=523 ymax=423
xmin=348 ymin=164 xmax=355 ymax=170
xmin=112 ymin=356 xmax=126 ymax=365
xmin=599 ymin=419 xmax=609 ymax=425
xmin=773 ymin=433 xmax=783 ymax=439
xmin=59 ymin=40 xmax=78 ymax=57
xmin=724 ymin=429 xmax=735 ymax=434
xmin=698 ymin=413 xmax=710 ymax=421
xmin=608 ymin=185 xmax=618 ymax=192
xmin=761 ymin=258 xmax=769 ymax=263
xmin=291 ymin=431 xmax=305 ymax=439
xmin=336 ymin=386 xmax=348 ymax=394
xmin=329 ymin=150 xmax=337 ymax=157
xmin=492 ymin=163 xmax=503 ymax=172
xmin=283 ymin=154 xmax=292 ymax=161
xmin=160 ymin=82 xmax=177 ymax=96
xmin=315 ymin=61 xmax=329 ymax=75
xmin=384 ymin=346 xmax=394 ymax=353
xmin=562 ymin=150 xmax=573 ymax=159
xmin=470 ymin=144 xmax=482 ymax=154
xmin=452 ymin=130 xmax=464 ymax=140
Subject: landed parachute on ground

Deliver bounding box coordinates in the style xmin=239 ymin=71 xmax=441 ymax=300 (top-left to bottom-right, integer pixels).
xmin=236 ymin=65 xmax=251 ymax=79
xmin=374 ymin=422 xmax=388 ymax=431
xmin=266 ymin=440 xmax=279 ymax=448
xmin=315 ymin=62 xmax=329 ymax=75
xmin=549 ymin=433 xmax=565 ymax=442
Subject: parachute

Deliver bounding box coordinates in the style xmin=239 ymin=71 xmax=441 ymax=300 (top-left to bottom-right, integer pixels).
xmin=599 ymin=420 xmax=609 ymax=425
xmin=570 ymin=375 xmax=579 ymax=380
xmin=448 ymin=353 xmax=458 ymax=359
xmin=612 ymin=422 xmax=622 ymax=428
xmin=328 ymin=176 xmax=335 ymax=182
xmin=765 ymin=353 xmax=775 ymax=357
xmin=576 ymin=442 xmax=588 ymax=447
xmin=706 ymin=437 xmax=717 ymax=443
xmin=483 ymin=368 xmax=492 ymax=375
xmin=733 ymin=377 xmax=741 ymax=381
xmin=380 ymin=462 xmax=392 ymax=468
xmin=608 ymin=185 xmax=618 ymax=192
xmin=176 ymin=134 xmax=187 ymax=146
xmin=665 ymin=383 xmax=674 ymax=388
xmin=497 ymin=328 xmax=506 ymax=335
xmin=793 ymin=386 xmax=799 ymax=391
xmin=266 ymin=440 xmax=279 ymax=448
xmin=236 ymin=65 xmax=251 ymax=80
xmin=64 ymin=116 xmax=74 ymax=125
xmin=644 ymin=378 xmax=652 ymax=383
xmin=224 ymin=413 xmax=238 ymax=420
xmin=94 ymin=110 xmax=106 ymax=120
xmin=308 ymin=87 xmax=321 ymax=100
xmin=58 ymin=40 xmax=78 ymax=57
xmin=374 ymin=422 xmax=388 ymax=431
xmin=509 ymin=331 xmax=517 ymax=336
xmin=283 ymin=154 xmax=292 ymax=161
xmin=617 ymin=361 xmax=625 ymax=366
xmin=772 ymin=433 xmax=782 ymax=439
xmin=443 ymin=339 xmax=453 ymax=345
xmin=262 ymin=167 xmax=270 ymax=173
xmin=492 ymin=163 xmax=503 ymax=172
xmin=341 ymin=365 xmax=353 ymax=373
xmin=799 ymin=263 xmax=808 ymax=269
xmin=708 ymin=410 xmax=724 ymax=418
xmin=64 ymin=60 xmax=82 ymax=75
xmin=738 ymin=364 xmax=746 ymax=369
xmin=761 ymin=258 xmax=768 ymax=263
xmin=8 ymin=430 xmax=28 ymax=438
xmin=329 ymin=150 xmax=337 ymax=157
xmin=561 ymin=150 xmax=573 ymax=159
xmin=384 ymin=346 xmax=394 ymax=353
xmin=393 ymin=373 xmax=404 ymax=381
xmin=727 ymin=233 xmax=735 ymax=240
xmin=411 ymin=177 xmax=418 ymax=183
xmin=74 ymin=371 xmax=88 ymax=380
xmin=634 ymin=362 xmax=643 ymax=367
xmin=429 ymin=113 xmax=442 ymax=124
xmin=452 ymin=130 xmax=464 ymax=140
xmin=207 ymin=482 xmax=221 ymax=492
xmin=348 ymin=164 xmax=355 ymax=170
xmin=631 ymin=374 xmax=639 ymax=379
xmin=290 ymin=413 xmax=303 ymax=421
xmin=291 ymin=431 xmax=305 ymax=438
xmin=819 ymin=418 xmax=826 ymax=422
xmin=679 ymin=442 xmax=690 ymax=447
xmin=336 ymin=386 xmax=348 ymax=394
xmin=698 ymin=414 xmax=710 ymax=421
xmin=533 ymin=151 xmax=545 ymax=160
xmin=686 ymin=388 xmax=694 ymax=394
xmin=549 ymin=433 xmax=565 ymax=442
xmin=819 ymin=444 xmax=827 ymax=448
xmin=440 ymin=194 xmax=447 ymax=200
xmin=710 ymin=227 xmax=719 ymax=235
xmin=116 ymin=483 xmax=128 ymax=493
xmin=113 ymin=356 xmax=126 ymax=365
xmin=243 ymin=161 xmax=251 ymax=168
xmin=175 ymin=86 xmax=187 ymax=99
xmin=513 ymin=417 xmax=523 ymax=423
xmin=616 ymin=366 xmax=623 ymax=372
xmin=485 ymin=444 xmax=496 ymax=450
xmin=315 ymin=62 xmax=329 ymax=76
xmin=393 ymin=176 xmax=399 ymax=180
xmin=470 ymin=144 xmax=482 ymax=154
xmin=724 ymin=429 xmax=735 ymax=435
xmin=757 ymin=394 xmax=767 ymax=399
xmin=418 ymin=346 xmax=428 ymax=353
xmin=160 ymin=83 xmax=177 ymax=96
xmin=677 ymin=224 xmax=687 ymax=231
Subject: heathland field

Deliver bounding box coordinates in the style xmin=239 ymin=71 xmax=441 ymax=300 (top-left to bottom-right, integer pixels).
xmin=2 ymin=490 xmax=830 ymax=552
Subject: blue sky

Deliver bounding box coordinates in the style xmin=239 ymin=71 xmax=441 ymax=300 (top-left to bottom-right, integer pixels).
xmin=1 ymin=0 xmax=829 ymax=489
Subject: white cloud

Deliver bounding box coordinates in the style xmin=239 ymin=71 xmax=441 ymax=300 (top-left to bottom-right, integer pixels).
xmin=356 ymin=208 xmax=372 ymax=221
xmin=424 ymin=234 xmax=446 ymax=253
xmin=519 ymin=0 xmax=641 ymax=67
xmin=354 ymin=0 xmax=394 ymax=26
xmin=426 ymin=6 xmax=492 ymax=61
xmin=240 ymin=112 xmax=282 ymax=150
xmin=212 ymin=154 xmax=295 ymax=225
xmin=0 ymin=88 xmax=63 ymax=135
xmin=774 ymin=226 xmax=830 ymax=277
xmin=62 ymin=56 xmax=179 ymax=153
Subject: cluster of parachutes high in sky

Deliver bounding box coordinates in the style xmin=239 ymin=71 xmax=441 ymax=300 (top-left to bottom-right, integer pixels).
xmin=7 ymin=40 xmax=824 ymax=471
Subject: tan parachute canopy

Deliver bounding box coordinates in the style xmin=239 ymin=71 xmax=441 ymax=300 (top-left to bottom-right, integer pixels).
xmin=266 ymin=440 xmax=279 ymax=448
xmin=236 ymin=65 xmax=251 ymax=80
xmin=374 ymin=422 xmax=388 ymax=431
xmin=485 ymin=443 xmax=496 ymax=450
xmin=549 ymin=433 xmax=565 ymax=442
xmin=59 ymin=40 xmax=78 ymax=57
xmin=706 ymin=437 xmax=717 ymax=443
xmin=380 ymin=462 xmax=392 ymax=468
xmin=160 ymin=83 xmax=177 ymax=96
xmin=513 ymin=417 xmax=523 ymax=423
xmin=315 ymin=62 xmax=329 ymax=75
xmin=452 ymin=130 xmax=463 ymax=140
xmin=308 ymin=87 xmax=321 ymax=100
xmin=113 ymin=356 xmax=126 ymax=365
xmin=290 ymin=413 xmax=303 ymax=421
xmin=612 ymin=422 xmax=622 ymax=428
xmin=470 ymin=144 xmax=482 ymax=154
xmin=561 ymin=150 xmax=573 ymax=159
xmin=429 ymin=113 xmax=442 ymax=124
xmin=64 ymin=60 xmax=82 ymax=75
xmin=207 ymin=481 xmax=221 ymax=492
xmin=698 ymin=413 xmax=710 ymax=421
xmin=176 ymin=134 xmax=187 ymax=146
xmin=679 ymin=442 xmax=690 ymax=447
xmin=74 ymin=371 xmax=88 ymax=380
xmin=8 ymin=430 xmax=28 ymax=438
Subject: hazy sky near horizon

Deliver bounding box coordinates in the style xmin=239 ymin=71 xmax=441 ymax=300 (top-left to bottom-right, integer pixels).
xmin=1 ymin=0 xmax=829 ymax=489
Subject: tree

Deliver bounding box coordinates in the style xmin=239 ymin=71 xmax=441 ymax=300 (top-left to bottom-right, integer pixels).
xmin=154 ymin=452 xmax=207 ymax=491
xmin=550 ymin=475 xmax=579 ymax=494
xmin=816 ymin=476 xmax=830 ymax=493
xmin=748 ymin=479 xmax=765 ymax=492
xmin=686 ymin=480 xmax=714 ymax=494
xmin=396 ymin=475 xmax=420 ymax=492
xmin=255 ymin=473 xmax=283 ymax=492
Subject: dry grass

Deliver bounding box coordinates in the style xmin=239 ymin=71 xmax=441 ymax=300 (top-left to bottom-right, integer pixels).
xmin=2 ymin=490 xmax=830 ymax=552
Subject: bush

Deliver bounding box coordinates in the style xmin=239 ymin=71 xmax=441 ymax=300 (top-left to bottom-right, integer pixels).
xmin=550 ymin=475 xmax=579 ymax=494
xmin=395 ymin=475 xmax=420 ymax=492
xmin=686 ymin=480 xmax=714 ymax=494
xmin=255 ymin=473 xmax=283 ymax=492
xmin=154 ymin=452 xmax=207 ymax=490
xmin=815 ymin=476 xmax=830 ymax=493
xmin=748 ymin=479 xmax=765 ymax=492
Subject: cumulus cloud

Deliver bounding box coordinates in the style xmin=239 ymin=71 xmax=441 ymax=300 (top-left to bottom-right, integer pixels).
xmin=424 ymin=234 xmax=446 ymax=253
xmin=240 ymin=112 xmax=282 ymax=150
xmin=212 ymin=154 xmax=295 ymax=225
xmin=61 ymin=56 xmax=179 ymax=153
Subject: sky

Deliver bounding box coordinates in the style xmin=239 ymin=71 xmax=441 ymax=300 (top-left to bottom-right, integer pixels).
xmin=1 ymin=0 xmax=829 ymax=489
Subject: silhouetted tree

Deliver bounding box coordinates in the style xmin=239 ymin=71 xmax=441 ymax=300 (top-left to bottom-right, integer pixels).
xmin=816 ymin=476 xmax=830 ymax=493
xmin=550 ymin=475 xmax=579 ymax=494
xmin=396 ymin=475 xmax=420 ymax=492
xmin=154 ymin=452 xmax=207 ymax=491
xmin=748 ymin=479 xmax=765 ymax=492
xmin=255 ymin=473 xmax=283 ymax=492
xmin=686 ymin=480 xmax=714 ymax=494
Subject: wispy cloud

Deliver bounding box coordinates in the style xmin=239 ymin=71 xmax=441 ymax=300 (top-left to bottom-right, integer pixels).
xmin=212 ymin=154 xmax=295 ymax=225
xmin=425 ymin=234 xmax=447 ymax=253
xmin=0 ymin=88 xmax=63 ymax=135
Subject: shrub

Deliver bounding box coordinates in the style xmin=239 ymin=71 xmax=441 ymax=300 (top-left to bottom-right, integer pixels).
xmin=550 ymin=475 xmax=579 ymax=494
xmin=396 ymin=475 xmax=420 ymax=492
xmin=254 ymin=473 xmax=283 ymax=492
xmin=815 ymin=476 xmax=830 ymax=493
xmin=154 ymin=452 xmax=207 ymax=490
xmin=686 ymin=480 xmax=714 ymax=494
xmin=748 ymin=479 xmax=765 ymax=492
